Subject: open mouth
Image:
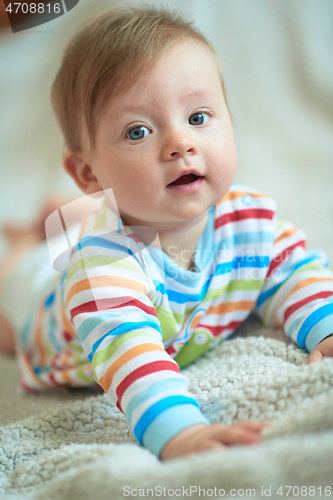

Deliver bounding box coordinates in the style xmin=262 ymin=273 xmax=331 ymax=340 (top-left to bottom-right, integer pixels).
xmin=167 ymin=173 xmax=201 ymax=187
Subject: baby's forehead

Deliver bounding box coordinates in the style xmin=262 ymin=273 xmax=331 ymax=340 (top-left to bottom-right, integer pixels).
xmin=104 ymin=44 xmax=222 ymax=109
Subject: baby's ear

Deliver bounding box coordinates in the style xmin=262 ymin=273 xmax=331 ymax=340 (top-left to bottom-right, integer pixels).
xmin=62 ymin=150 xmax=101 ymax=195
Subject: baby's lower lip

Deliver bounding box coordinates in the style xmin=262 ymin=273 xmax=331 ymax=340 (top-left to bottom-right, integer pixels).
xmin=166 ymin=176 xmax=204 ymax=194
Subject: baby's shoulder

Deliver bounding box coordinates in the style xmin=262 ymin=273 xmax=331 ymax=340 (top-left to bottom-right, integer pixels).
xmin=67 ymin=207 xmax=158 ymax=279
xmin=214 ymin=182 xmax=277 ymax=216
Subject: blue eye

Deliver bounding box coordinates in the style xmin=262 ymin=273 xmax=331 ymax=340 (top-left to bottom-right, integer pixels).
xmin=127 ymin=126 xmax=151 ymax=140
xmin=189 ymin=112 xmax=210 ymax=126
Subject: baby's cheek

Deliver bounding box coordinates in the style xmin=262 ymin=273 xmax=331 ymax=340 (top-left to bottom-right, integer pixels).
xmin=220 ymin=147 xmax=237 ymax=181
xmin=210 ymin=160 xmax=236 ymax=200
xmin=211 ymin=152 xmax=236 ymax=180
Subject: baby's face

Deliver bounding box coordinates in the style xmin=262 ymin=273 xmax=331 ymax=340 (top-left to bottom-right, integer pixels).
xmin=90 ymin=41 xmax=237 ymax=228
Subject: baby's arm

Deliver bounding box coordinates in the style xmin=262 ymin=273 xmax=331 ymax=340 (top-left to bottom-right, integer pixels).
xmin=255 ymin=218 xmax=333 ymax=357
xmin=63 ymin=221 xmax=268 ymax=459
xmin=63 ymin=225 xmax=209 ymax=457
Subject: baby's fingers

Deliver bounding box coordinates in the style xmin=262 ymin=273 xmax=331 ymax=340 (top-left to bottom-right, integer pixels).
xmin=234 ymin=420 xmax=271 ymax=431
xmin=198 ymin=441 xmax=227 ymax=454
xmin=307 ymin=349 xmax=324 ymax=364
xmin=215 ymin=425 xmax=263 ymax=446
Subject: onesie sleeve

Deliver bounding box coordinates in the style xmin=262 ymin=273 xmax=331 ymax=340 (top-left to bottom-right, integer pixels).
xmin=254 ymin=217 xmax=333 ymax=353
xmin=62 ymin=224 xmax=208 ymax=457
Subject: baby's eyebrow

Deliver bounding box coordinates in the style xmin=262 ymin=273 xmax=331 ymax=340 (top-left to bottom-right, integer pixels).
xmin=180 ymin=88 xmax=214 ymax=102
xmin=117 ymin=89 xmax=214 ymax=115
xmin=118 ymin=103 xmax=151 ymax=114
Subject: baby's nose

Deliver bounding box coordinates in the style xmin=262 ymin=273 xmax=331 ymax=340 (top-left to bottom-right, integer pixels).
xmin=161 ymin=130 xmax=198 ymax=160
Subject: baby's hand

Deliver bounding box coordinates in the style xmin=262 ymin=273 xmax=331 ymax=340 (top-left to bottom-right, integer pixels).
xmin=159 ymin=421 xmax=270 ymax=460
xmin=307 ymin=334 xmax=333 ymax=364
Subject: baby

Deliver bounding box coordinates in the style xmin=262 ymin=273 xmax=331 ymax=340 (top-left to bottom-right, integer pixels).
xmin=1 ymin=7 xmax=333 ymax=461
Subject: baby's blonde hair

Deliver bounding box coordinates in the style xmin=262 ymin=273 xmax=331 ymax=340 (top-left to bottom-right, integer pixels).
xmin=51 ymin=6 xmax=228 ymax=153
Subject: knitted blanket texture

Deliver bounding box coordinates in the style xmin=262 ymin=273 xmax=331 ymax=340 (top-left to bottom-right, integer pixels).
xmin=1 ymin=321 xmax=333 ymax=500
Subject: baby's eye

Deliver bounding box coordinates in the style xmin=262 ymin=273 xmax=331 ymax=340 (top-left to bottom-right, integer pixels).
xmin=188 ymin=112 xmax=210 ymax=126
xmin=126 ymin=125 xmax=151 ymax=140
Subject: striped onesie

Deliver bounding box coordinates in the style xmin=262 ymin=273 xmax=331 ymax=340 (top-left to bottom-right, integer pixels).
xmin=16 ymin=182 xmax=333 ymax=457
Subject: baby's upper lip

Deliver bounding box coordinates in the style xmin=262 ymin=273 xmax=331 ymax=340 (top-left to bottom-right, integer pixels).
xmin=167 ymin=169 xmax=204 ymax=186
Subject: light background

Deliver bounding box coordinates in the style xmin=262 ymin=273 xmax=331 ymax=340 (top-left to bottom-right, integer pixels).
xmin=0 ymin=0 xmax=332 ymax=261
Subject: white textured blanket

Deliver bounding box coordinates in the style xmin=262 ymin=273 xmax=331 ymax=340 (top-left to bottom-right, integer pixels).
xmin=1 ymin=319 xmax=333 ymax=500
